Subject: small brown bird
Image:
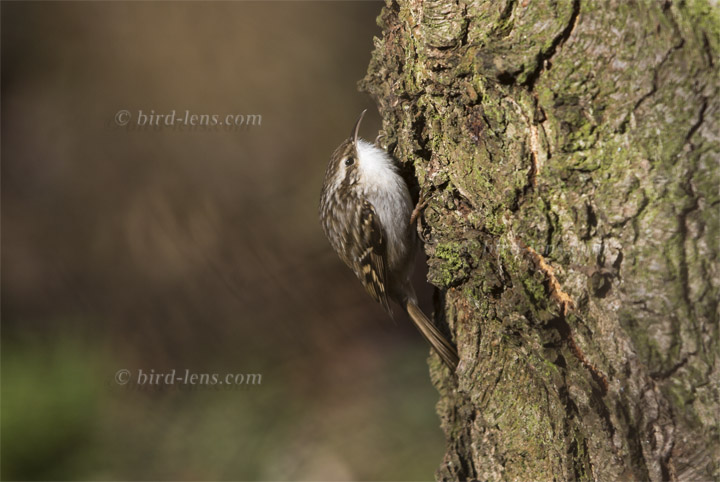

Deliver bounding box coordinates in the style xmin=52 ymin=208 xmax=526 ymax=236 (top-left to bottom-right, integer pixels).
xmin=319 ymin=110 xmax=458 ymax=370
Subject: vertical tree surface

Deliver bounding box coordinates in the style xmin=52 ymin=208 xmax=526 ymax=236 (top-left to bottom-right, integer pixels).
xmin=361 ymin=0 xmax=718 ymax=480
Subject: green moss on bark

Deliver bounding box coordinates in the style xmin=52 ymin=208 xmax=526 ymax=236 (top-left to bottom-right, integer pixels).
xmin=362 ymin=0 xmax=719 ymax=480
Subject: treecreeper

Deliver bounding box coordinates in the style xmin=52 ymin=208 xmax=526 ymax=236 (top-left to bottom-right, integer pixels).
xmin=319 ymin=110 xmax=458 ymax=370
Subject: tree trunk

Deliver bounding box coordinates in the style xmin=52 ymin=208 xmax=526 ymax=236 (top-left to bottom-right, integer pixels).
xmin=361 ymin=0 xmax=719 ymax=480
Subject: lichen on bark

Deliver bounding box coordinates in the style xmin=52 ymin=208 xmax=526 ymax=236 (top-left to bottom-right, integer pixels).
xmin=361 ymin=0 xmax=719 ymax=480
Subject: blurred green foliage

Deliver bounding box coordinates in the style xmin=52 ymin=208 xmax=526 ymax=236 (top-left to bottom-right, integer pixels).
xmin=2 ymin=336 xmax=441 ymax=480
xmin=2 ymin=336 xmax=105 ymax=479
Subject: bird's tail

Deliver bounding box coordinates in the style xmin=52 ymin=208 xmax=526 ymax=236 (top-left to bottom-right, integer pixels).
xmin=404 ymin=300 xmax=459 ymax=370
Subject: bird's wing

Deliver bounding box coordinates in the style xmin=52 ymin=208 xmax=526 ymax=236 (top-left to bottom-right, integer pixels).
xmin=353 ymin=200 xmax=391 ymax=313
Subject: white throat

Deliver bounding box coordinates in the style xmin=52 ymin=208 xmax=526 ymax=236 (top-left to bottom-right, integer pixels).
xmin=356 ymin=139 xmax=399 ymax=185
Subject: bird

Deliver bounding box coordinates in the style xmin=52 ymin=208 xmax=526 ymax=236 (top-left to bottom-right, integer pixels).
xmin=319 ymin=109 xmax=459 ymax=370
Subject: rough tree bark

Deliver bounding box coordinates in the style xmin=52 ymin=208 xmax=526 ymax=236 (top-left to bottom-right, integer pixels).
xmin=361 ymin=0 xmax=718 ymax=480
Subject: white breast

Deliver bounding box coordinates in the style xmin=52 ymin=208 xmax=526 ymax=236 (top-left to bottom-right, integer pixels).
xmin=355 ymin=139 xmax=413 ymax=269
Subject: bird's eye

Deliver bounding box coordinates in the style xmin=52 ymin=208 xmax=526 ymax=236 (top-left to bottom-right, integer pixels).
xmin=344 ymin=157 xmax=354 ymax=166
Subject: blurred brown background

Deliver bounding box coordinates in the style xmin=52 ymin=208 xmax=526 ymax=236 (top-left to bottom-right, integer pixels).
xmin=1 ymin=2 xmax=445 ymax=480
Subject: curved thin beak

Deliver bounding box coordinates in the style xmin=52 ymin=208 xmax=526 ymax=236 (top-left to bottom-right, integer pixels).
xmin=352 ymin=109 xmax=367 ymax=146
